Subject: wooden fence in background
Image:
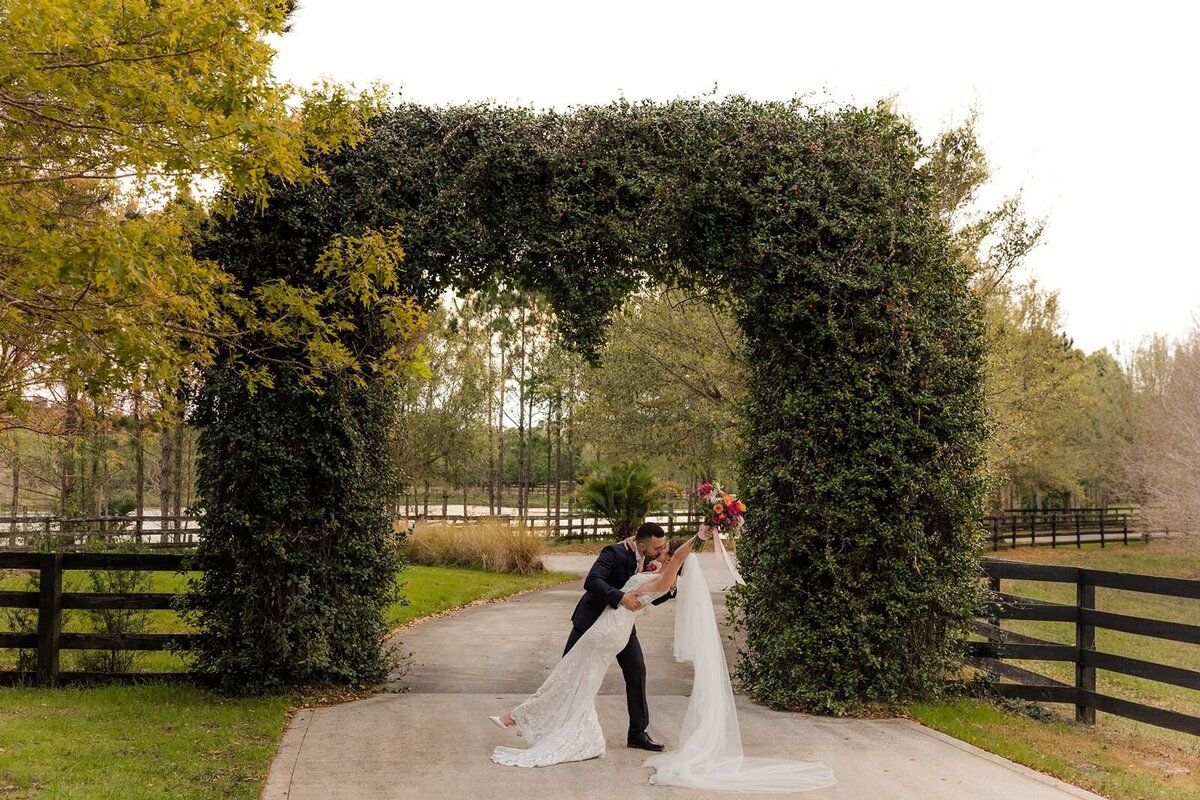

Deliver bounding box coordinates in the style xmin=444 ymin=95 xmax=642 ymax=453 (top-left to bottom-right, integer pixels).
xmin=0 ymin=551 xmax=198 ymax=686
xmin=0 ymin=515 xmax=201 ymax=550
xmin=0 ymin=511 xmax=715 ymax=549
xmin=981 ymin=508 xmax=1151 ymax=550
xmin=969 ymin=558 xmax=1200 ymax=737
xmin=0 ymin=508 xmax=1165 ymax=552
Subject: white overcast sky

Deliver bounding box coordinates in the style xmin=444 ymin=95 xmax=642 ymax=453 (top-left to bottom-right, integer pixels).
xmin=270 ymin=0 xmax=1199 ymax=356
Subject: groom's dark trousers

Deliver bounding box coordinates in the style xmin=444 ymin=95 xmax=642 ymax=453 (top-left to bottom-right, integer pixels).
xmin=565 ymin=542 xmax=674 ymax=737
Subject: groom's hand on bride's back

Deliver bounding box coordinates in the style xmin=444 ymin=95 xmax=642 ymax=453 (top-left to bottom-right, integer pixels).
xmin=619 ymin=590 xmax=644 ymax=611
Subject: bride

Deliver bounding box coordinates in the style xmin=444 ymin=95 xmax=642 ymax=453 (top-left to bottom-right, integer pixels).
xmin=490 ymin=527 xmax=835 ymax=793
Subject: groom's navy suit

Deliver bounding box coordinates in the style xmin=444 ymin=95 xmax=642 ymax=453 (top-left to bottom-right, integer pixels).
xmin=565 ymin=542 xmax=675 ymax=737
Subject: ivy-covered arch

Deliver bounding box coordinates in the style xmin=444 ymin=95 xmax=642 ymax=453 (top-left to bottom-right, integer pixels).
xmin=193 ymin=98 xmax=987 ymax=712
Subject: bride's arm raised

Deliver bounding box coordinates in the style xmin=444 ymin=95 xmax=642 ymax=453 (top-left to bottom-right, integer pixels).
xmin=639 ymin=527 xmax=712 ymax=596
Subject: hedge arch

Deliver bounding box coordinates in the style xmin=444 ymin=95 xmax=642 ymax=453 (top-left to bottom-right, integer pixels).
xmin=193 ymin=98 xmax=988 ymax=711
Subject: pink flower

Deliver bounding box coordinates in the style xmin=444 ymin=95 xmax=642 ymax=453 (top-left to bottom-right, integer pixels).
xmin=644 ymin=561 xmax=658 ymax=572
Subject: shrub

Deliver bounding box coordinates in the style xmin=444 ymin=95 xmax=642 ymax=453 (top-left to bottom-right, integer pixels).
xmin=404 ymin=520 xmax=546 ymax=574
xmin=76 ymin=542 xmax=154 ymax=674
xmin=576 ymin=461 xmax=667 ymax=541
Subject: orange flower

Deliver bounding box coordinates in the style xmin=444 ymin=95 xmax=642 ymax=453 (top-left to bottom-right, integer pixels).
xmin=722 ymin=493 xmax=732 ymax=505
xmin=713 ymin=503 xmax=725 ymax=514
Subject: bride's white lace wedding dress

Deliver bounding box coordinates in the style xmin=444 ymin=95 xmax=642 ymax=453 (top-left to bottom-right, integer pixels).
xmin=491 ymin=570 xmax=667 ymax=768
xmin=492 ymin=554 xmax=835 ymax=793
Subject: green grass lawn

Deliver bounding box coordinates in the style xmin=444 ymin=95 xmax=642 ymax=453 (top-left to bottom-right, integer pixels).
xmin=910 ymin=697 xmax=1200 ymax=800
xmin=0 ymin=564 xmax=576 ymax=799
xmin=0 ymin=684 xmax=289 ymax=800
xmin=910 ymin=536 xmax=1200 ymax=800
xmin=388 ymin=565 xmax=576 ymax=628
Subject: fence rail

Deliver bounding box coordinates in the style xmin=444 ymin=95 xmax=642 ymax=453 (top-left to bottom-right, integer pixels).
xmin=970 ymin=557 xmax=1200 ymax=737
xmin=981 ymin=508 xmax=1150 ymax=550
xmin=398 ymin=511 xmax=713 ymax=541
xmin=0 ymin=515 xmax=201 ymax=551
xmin=0 ymin=511 xmax=714 ymax=550
xmin=0 ymin=551 xmax=198 ymax=687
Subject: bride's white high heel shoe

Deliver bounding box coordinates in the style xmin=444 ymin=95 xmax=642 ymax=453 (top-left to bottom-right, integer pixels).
xmin=489 ymin=715 xmax=521 ymax=736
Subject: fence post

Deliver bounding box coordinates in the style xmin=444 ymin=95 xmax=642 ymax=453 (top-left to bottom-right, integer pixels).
xmin=986 ymin=570 xmax=1002 ymax=651
xmin=1122 ymin=515 xmax=1128 ymax=545
xmin=1051 ymin=512 xmax=1057 ymax=548
xmin=1075 ymin=512 xmax=1081 ymax=549
xmin=37 ymin=552 xmax=62 ymax=686
xmin=1099 ymin=512 xmax=1105 ymax=549
xmin=1075 ymin=573 xmax=1096 ymax=724
xmin=1010 ymin=514 xmax=1017 ymax=549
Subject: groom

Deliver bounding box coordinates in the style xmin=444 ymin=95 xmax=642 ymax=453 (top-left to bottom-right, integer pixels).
xmin=566 ymin=521 xmax=675 ymax=752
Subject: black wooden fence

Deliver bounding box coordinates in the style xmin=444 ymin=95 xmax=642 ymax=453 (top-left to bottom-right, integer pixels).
xmin=1 ymin=508 xmax=1165 ymax=552
xmin=0 ymin=551 xmax=198 ymax=686
xmin=0 ymin=511 xmax=713 ymax=549
xmin=981 ymin=508 xmax=1145 ymax=550
xmin=970 ymin=558 xmax=1200 ymax=736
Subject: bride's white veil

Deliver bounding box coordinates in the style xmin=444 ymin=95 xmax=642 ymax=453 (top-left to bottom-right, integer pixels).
xmin=644 ymin=553 xmax=835 ymax=793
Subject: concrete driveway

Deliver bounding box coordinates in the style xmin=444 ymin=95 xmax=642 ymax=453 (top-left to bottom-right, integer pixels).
xmin=262 ymin=553 xmax=1103 ymax=800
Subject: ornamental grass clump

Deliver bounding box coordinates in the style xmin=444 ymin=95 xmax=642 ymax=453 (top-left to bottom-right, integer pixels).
xmin=405 ymin=520 xmax=547 ymax=575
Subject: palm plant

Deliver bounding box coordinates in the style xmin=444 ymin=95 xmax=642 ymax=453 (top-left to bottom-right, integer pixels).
xmin=576 ymin=461 xmax=666 ymax=541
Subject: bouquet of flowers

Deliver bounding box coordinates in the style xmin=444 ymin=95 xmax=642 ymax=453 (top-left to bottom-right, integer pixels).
xmin=695 ymin=481 xmax=746 ymax=533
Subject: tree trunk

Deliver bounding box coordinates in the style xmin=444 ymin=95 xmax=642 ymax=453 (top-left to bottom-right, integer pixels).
xmin=60 ymin=384 xmax=80 ymax=518
xmin=134 ymin=389 xmax=144 ymax=536
xmin=97 ymin=425 xmax=108 ymax=522
xmin=566 ymin=402 xmax=574 ymax=495
xmin=525 ymin=377 xmax=535 ymax=519
xmin=487 ymin=344 xmax=496 ymax=516
xmin=554 ymin=392 xmax=562 ymax=533
xmin=159 ymin=423 xmax=174 ymax=537
xmin=517 ymin=313 xmax=527 ymax=519
xmin=10 ymin=446 xmax=19 ymax=517
xmin=498 ymin=341 xmax=506 ymax=515
xmin=173 ymin=422 xmax=185 ymax=533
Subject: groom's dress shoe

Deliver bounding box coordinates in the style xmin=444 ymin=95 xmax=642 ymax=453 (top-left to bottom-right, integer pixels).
xmin=627 ymin=731 xmax=665 ymax=751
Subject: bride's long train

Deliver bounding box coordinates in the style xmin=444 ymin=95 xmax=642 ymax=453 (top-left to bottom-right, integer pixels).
xmin=643 ymin=554 xmax=836 ymax=793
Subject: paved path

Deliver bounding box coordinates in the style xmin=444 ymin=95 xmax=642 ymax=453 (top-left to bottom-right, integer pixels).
xmin=263 ymin=553 xmax=1104 ymax=800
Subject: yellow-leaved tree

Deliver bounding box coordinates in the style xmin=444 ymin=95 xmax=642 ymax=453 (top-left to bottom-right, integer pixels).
xmin=0 ymin=0 xmax=389 ymax=428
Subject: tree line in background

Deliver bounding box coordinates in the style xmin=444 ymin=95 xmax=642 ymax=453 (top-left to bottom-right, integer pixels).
xmin=5 ymin=277 xmax=1196 ymax=532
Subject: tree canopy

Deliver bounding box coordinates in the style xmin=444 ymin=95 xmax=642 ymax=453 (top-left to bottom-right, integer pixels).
xmin=0 ymin=0 xmax=383 ymax=428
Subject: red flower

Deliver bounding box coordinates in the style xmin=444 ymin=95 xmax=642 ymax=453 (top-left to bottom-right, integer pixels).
xmin=644 ymin=561 xmax=658 ymax=572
